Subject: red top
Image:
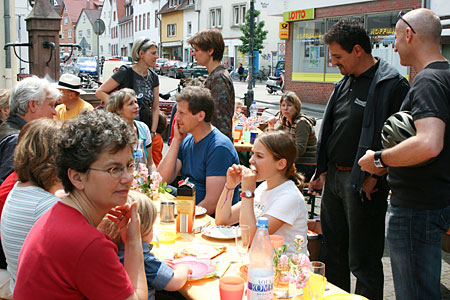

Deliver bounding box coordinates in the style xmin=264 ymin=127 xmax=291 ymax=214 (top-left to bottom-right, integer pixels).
xmin=0 ymin=171 xmax=18 ymax=223
xmin=152 ymin=133 xmax=163 ymax=167
xmin=14 ymin=202 xmax=134 ymax=300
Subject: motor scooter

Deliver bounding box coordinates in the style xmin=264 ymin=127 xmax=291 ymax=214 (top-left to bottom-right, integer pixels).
xmin=266 ymin=71 xmax=284 ymax=94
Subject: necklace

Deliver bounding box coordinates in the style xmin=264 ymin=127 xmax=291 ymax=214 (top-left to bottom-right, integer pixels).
xmin=70 ymin=196 xmax=94 ymax=226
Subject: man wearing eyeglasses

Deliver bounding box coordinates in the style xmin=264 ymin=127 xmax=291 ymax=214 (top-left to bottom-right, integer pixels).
xmin=359 ymin=8 xmax=450 ymax=300
xmin=309 ymin=19 xmax=410 ymax=300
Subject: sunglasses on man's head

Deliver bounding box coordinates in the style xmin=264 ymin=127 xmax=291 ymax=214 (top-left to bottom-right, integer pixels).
xmin=397 ymin=11 xmax=416 ymax=34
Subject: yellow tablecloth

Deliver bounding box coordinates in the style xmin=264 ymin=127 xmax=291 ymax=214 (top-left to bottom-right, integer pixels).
xmin=151 ymin=196 xmax=348 ymax=299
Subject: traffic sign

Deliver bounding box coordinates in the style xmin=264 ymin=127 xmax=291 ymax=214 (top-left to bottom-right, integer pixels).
xmin=93 ymin=19 xmax=106 ymax=35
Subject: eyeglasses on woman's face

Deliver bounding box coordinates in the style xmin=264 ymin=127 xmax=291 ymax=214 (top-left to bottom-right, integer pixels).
xmin=88 ymin=162 xmax=135 ymax=180
xmin=397 ymin=11 xmax=416 ymax=34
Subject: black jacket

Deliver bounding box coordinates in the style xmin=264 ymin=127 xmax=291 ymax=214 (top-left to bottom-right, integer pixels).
xmin=316 ymin=58 xmax=410 ymax=192
xmin=0 ymin=115 xmax=26 ymax=184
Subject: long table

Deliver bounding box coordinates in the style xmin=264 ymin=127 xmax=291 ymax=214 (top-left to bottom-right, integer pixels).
xmin=151 ymin=197 xmax=348 ymax=299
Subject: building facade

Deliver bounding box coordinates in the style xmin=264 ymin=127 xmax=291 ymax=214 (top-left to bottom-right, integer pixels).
xmin=276 ymin=0 xmax=442 ymax=104
xmin=76 ymin=9 xmax=101 ymax=56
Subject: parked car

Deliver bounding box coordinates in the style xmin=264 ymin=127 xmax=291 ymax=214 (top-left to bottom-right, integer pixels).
xmin=75 ymin=57 xmax=98 ymax=78
xmin=167 ymin=61 xmax=188 ymax=79
xmin=191 ymin=65 xmax=209 ymax=78
xmin=161 ymin=60 xmax=181 ymax=76
xmin=274 ymin=60 xmax=285 ymax=77
xmin=155 ymin=58 xmax=168 ymax=75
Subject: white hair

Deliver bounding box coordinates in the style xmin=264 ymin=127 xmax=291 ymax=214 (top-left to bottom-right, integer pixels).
xmin=9 ymin=76 xmax=60 ymax=116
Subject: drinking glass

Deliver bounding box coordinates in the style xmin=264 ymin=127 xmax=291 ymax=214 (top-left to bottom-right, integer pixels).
xmin=235 ymin=225 xmax=250 ymax=264
xmin=305 ymin=261 xmax=326 ymax=300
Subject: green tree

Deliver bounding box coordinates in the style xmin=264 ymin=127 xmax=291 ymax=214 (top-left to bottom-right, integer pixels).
xmin=238 ymin=10 xmax=268 ymax=54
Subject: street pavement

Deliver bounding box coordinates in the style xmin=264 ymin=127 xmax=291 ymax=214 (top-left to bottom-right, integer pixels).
xmin=158 ymin=74 xmax=450 ymax=299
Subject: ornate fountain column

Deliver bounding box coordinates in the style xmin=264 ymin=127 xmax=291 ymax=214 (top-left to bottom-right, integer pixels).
xmin=26 ymin=0 xmax=61 ymax=80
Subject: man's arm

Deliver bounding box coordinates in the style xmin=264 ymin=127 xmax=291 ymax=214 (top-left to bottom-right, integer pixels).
xmin=359 ymin=117 xmax=445 ymax=173
xmin=157 ymin=120 xmax=185 ymax=184
xmin=197 ymin=176 xmax=227 ymax=215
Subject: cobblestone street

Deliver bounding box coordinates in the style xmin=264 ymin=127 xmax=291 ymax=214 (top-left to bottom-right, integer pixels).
xmin=305 ymin=196 xmax=450 ymax=300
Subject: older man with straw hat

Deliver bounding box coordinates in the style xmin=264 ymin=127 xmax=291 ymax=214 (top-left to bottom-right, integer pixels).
xmin=55 ymin=73 xmax=93 ymax=121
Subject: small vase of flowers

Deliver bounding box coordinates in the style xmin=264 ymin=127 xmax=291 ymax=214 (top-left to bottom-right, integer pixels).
xmin=132 ymin=165 xmax=172 ymax=200
xmin=273 ymin=235 xmax=311 ymax=296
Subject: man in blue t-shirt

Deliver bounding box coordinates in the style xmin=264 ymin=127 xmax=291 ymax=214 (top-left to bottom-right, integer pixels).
xmin=157 ymin=86 xmax=239 ymax=215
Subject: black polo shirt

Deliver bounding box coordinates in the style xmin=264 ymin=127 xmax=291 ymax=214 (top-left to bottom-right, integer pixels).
xmin=327 ymin=60 xmax=380 ymax=167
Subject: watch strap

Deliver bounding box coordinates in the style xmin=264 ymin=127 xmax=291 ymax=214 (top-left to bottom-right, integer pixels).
xmin=240 ymin=190 xmax=255 ymax=198
xmin=374 ymin=150 xmax=386 ymax=168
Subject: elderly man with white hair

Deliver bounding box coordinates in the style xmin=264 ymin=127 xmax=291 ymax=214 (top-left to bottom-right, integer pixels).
xmin=0 ymin=76 xmax=59 ymax=184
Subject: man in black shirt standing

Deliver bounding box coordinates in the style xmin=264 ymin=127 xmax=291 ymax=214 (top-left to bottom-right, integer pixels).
xmin=359 ymin=9 xmax=450 ymax=300
xmin=309 ymin=20 xmax=409 ymax=300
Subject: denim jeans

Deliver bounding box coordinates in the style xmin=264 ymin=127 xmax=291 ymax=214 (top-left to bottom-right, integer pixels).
xmin=320 ymin=164 xmax=388 ymax=300
xmin=388 ymin=204 xmax=450 ymax=300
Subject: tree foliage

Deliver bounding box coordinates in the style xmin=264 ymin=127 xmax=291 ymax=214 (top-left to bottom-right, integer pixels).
xmin=238 ymin=10 xmax=268 ymax=54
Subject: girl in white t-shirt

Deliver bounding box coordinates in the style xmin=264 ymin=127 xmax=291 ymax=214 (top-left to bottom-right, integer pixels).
xmin=215 ymin=131 xmax=308 ymax=254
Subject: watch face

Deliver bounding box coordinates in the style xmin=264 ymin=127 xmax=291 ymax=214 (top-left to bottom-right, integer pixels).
xmin=245 ymin=191 xmax=252 ymax=197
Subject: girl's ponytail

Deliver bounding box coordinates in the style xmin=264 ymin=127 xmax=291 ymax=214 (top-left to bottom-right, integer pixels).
xmin=287 ymin=163 xmax=305 ymax=192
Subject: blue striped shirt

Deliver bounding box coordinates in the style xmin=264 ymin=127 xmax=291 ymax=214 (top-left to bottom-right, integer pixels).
xmin=0 ymin=184 xmax=59 ymax=292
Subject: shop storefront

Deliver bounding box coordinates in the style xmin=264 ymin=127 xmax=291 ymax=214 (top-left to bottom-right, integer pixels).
xmin=283 ymin=0 xmax=422 ymax=104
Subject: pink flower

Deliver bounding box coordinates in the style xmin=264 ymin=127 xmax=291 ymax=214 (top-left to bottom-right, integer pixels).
xmin=279 ymin=255 xmax=289 ymax=266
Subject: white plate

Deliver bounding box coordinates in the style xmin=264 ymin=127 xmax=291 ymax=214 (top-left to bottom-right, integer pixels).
xmin=202 ymin=225 xmax=239 ymax=240
xmin=195 ymin=206 xmax=207 ymax=216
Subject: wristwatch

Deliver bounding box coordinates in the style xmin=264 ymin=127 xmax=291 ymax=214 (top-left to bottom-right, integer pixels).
xmin=374 ymin=151 xmax=386 ymax=168
xmin=240 ymin=190 xmax=255 ymax=198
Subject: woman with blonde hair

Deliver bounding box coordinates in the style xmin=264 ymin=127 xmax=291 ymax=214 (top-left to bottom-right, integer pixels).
xmin=0 ymin=90 xmax=10 ymax=124
xmin=107 ymin=88 xmax=154 ymax=170
xmin=96 ymin=37 xmax=160 ymax=138
xmin=1 ymin=118 xmax=63 ymax=294
xmin=268 ymin=91 xmax=317 ymax=181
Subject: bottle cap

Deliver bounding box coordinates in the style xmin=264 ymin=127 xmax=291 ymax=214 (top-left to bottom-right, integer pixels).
xmin=256 ymin=217 xmax=269 ymax=228
xmin=252 ymin=100 xmax=256 ymax=104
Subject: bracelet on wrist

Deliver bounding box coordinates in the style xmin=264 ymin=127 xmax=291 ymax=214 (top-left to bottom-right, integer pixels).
xmin=224 ymin=184 xmax=234 ymax=191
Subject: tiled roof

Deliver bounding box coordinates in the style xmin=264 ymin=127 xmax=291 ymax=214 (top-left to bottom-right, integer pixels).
xmin=62 ymin=0 xmax=97 ymax=23
xmin=83 ymin=8 xmax=101 ymax=25
xmin=158 ymin=0 xmax=188 ymax=15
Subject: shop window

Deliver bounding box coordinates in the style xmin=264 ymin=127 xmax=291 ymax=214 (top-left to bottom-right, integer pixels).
xmin=367 ymin=11 xmax=408 ymax=78
xmin=292 ymin=20 xmax=326 ymax=82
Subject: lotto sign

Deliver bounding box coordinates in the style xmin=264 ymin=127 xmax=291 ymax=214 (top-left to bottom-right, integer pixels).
xmin=283 ymin=8 xmax=314 ymax=22
xmin=279 ymin=22 xmax=289 ymax=39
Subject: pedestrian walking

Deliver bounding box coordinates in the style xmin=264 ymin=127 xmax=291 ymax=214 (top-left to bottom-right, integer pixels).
xmin=309 ymin=19 xmax=410 ymax=300
xmin=96 ymin=37 xmax=160 ymax=140
xmin=359 ymin=8 xmax=450 ymax=300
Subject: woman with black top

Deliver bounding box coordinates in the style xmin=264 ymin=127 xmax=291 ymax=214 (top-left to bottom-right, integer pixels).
xmin=96 ymin=37 xmax=160 ymax=139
